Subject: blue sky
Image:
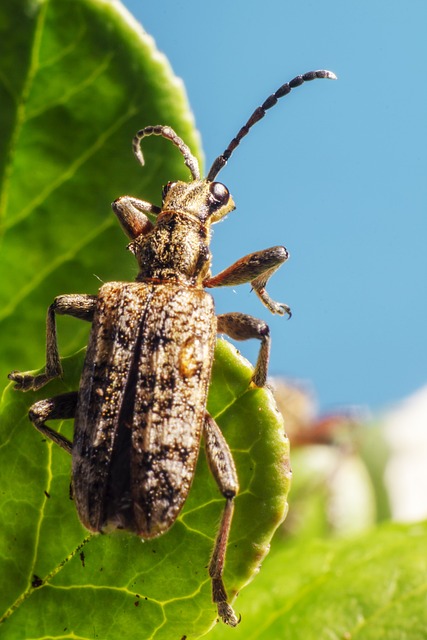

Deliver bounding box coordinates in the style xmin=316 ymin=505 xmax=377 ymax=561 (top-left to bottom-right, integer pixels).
xmin=123 ymin=0 xmax=427 ymax=413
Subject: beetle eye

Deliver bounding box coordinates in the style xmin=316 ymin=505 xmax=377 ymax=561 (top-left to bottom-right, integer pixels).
xmin=208 ymin=182 xmax=230 ymax=209
xmin=162 ymin=181 xmax=176 ymax=201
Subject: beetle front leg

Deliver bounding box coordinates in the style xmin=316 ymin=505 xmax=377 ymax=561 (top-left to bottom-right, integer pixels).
xmin=203 ymin=413 xmax=240 ymax=627
xmin=217 ymin=313 xmax=271 ymax=387
xmin=9 ymin=294 xmax=97 ymax=392
xmin=28 ymin=391 xmax=78 ymax=454
xmin=112 ymin=196 xmax=160 ymax=240
xmin=204 ymin=246 xmax=291 ymax=316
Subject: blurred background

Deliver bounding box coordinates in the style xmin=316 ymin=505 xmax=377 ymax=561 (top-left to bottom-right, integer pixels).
xmin=124 ymin=0 xmax=426 ymax=417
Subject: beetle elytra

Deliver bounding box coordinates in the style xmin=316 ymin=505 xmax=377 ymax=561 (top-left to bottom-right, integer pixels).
xmin=9 ymin=69 xmax=336 ymax=626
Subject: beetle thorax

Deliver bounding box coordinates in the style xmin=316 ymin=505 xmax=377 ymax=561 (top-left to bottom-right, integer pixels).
xmin=134 ymin=212 xmax=211 ymax=285
xmin=133 ymin=180 xmax=235 ymax=286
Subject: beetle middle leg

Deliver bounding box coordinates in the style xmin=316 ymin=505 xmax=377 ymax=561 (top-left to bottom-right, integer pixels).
xmin=203 ymin=413 xmax=240 ymax=627
xmin=28 ymin=391 xmax=78 ymax=454
xmin=204 ymin=245 xmax=291 ymax=316
xmin=9 ymin=294 xmax=97 ymax=392
xmin=217 ymin=313 xmax=272 ymax=387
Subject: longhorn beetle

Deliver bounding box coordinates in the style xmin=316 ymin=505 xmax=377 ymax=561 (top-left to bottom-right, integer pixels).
xmin=9 ymin=69 xmax=336 ymax=626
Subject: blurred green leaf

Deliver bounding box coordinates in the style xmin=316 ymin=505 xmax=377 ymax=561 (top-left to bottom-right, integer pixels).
xmin=210 ymin=520 xmax=427 ymax=640
xmin=0 ymin=1 xmax=290 ymax=638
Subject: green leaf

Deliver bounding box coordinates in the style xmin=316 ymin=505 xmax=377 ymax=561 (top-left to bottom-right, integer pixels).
xmin=0 ymin=1 xmax=291 ymax=638
xmin=0 ymin=0 xmax=202 ymax=380
xmin=0 ymin=342 xmax=290 ymax=639
xmin=209 ymin=520 xmax=427 ymax=640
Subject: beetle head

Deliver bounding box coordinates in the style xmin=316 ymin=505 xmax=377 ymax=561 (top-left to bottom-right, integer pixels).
xmin=160 ymin=179 xmax=235 ymax=224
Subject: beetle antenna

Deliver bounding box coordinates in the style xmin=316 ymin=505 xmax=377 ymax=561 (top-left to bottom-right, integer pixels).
xmin=133 ymin=125 xmax=201 ymax=181
xmin=207 ymin=69 xmax=337 ymax=181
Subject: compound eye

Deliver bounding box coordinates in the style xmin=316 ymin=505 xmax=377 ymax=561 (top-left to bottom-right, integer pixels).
xmin=209 ymin=182 xmax=230 ymax=209
xmin=162 ymin=181 xmax=176 ymax=201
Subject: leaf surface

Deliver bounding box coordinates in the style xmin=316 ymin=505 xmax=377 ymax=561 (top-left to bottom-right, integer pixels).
xmin=0 ymin=0 xmax=201 ymax=380
xmin=209 ymin=520 xmax=427 ymax=640
xmin=0 ymin=2 xmax=290 ymax=638
xmin=1 ymin=342 xmax=290 ymax=639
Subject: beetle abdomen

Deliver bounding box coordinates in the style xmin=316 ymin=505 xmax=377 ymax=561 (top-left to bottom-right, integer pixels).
xmin=73 ymin=281 xmax=216 ymax=537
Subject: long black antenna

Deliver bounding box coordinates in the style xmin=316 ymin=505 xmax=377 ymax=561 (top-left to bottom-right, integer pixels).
xmin=207 ymin=69 xmax=337 ymax=181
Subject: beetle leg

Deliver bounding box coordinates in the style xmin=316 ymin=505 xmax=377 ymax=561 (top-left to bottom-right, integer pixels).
xmin=27 ymin=391 xmax=78 ymax=454
xmin=112 ymin=196 xmax=160 ymax=240
xmin=204 ymin=246 xmax=290 ymax=316
xmin=217 ymin=313 xmax=271 ymax=387
xmin=203 ymin=413 xmax=240 ymax=627
xmin=9 ymin=294 xmax=97 ymax=392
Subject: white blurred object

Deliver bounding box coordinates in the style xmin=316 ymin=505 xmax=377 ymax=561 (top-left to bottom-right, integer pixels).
xmin=383 ymin=385 xmax=427 ymax=522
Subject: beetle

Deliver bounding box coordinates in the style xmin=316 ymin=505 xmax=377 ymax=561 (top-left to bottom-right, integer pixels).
xmin=9 ymin=69 xmax=336 ymax=625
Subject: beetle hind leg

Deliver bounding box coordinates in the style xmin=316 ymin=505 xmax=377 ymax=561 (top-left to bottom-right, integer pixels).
xmin=203 ymin=413 xmax=240 ymax=626
xmin=28 ymin=391 xmax=78 ymax=454
xmin=210 ymin=498 xmax=240 ymax=626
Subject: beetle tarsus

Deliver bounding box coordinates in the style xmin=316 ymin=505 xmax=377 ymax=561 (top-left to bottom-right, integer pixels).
xmin=217 ymin=600 xmax=240 ymax=627
xmin=8 ymin=370 xmax=56 ymax=392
